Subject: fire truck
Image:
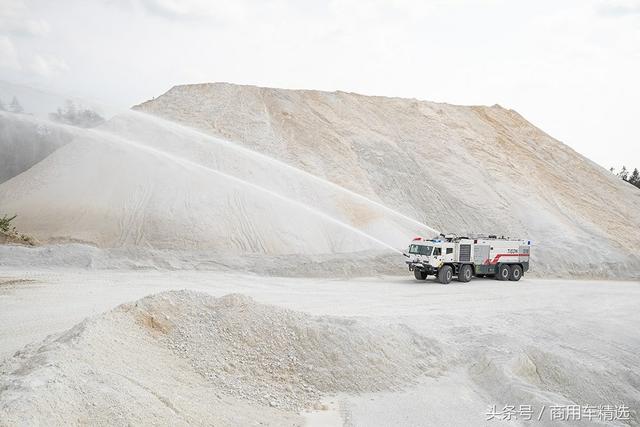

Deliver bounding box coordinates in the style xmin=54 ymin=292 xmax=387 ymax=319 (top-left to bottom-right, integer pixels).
xmin=405 ymin=234 xmax=531 ymax=284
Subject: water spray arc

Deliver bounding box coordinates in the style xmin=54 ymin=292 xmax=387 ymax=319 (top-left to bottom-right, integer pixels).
xmin=126 ymin=109 xmax=441 ymax=236
xmin=58 ymin=125 xmax=403 ymax=253
xmin=28 ymin=110 xmax=442 ymax=252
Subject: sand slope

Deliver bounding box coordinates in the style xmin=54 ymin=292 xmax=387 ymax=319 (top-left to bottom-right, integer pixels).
xmin=1 ymin=83 xmax=639 ymax=276
xmin=0 ymin=110 xmax=433 ymax=254
xmin=135 ymin=83 xmax=640 ymax=277
xmin=1 ymin=278 xmax=638 ymax=426
xmin=0 ymin=290 xmax=441 ymax=425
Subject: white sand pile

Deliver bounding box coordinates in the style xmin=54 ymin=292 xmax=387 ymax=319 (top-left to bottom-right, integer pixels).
xmin=470 ymin=347 xmax=640 ymax=422
xmin=136 ymin=83 xmax=640 ymax=278
xmin=140 ymin=292 xmax=442 ymax=409
xmin=0 ymin=243 xmax=402 ymax=276
xmin=1 ymin=83 xmax=639 ymax=277
xmin=0 ymin=111 xmax=432 ymax=256
xmin=0 ymin=290 xmax=442 ymax=425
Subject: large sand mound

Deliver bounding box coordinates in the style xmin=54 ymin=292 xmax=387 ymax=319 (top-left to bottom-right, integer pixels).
xmin=0 ymin=291 xmax=441 ymax=425
xmin=136 ymin=83 xmax=640 ymax=277
xmin=0 ymin=110 xmax=433 ymax=255
xmin=1 ymin=83 xmax=639 ymax=277
xmin=2 ymin=285 xmax=638 ymax=425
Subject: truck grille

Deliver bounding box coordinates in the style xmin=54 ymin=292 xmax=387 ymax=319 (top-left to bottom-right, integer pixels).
xmin=459 ymin=244 xmax=471 ymax=262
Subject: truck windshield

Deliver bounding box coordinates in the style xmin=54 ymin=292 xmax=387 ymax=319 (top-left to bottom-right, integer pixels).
xmin=408 ymin=244 xmax=433 ymax=256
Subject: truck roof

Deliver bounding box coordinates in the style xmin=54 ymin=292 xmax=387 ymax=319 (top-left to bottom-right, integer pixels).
xmin=411 ymin=235 xmax=530 ymax=244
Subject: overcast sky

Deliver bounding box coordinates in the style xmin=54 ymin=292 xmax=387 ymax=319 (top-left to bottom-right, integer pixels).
xmin=1 ymin=0 xmax=639 ymax=170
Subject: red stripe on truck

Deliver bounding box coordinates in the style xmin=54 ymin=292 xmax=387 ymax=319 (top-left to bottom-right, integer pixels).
xmin=487 ymin=253 xmax=530 ymax=265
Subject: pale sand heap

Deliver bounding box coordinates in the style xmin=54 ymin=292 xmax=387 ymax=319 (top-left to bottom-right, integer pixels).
xmin=2 ymin=279 xmax=638 ymax=426
xmin=0 ymin=290 xmax=442 ymax=425
xmin=1 ymin=83 xmax=639 ymax=277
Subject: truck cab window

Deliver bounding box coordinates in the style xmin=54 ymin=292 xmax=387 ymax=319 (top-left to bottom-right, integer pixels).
xmin=433 ymin=248 xmax=441 ymax=256
xmin=446 ymin=248 xmax=453 ymax=254
xmin=408 ymin=245 xmax=433 ymax=256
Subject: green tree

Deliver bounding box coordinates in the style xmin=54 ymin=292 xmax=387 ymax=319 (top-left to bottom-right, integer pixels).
xmin=618 ymin=166 xmax=629 ymax=181
xmin=629 ymin=168 xmax=640 ymax=188
xmin=610 ymin=166 xmax=640 ymax=189
xmin=0 ymin=214 xmax=17 ymax=233
xmin=49 ymin=99 xmax=105 ymax=128
xmin=9 ymin=96 xmax=23 ymax=114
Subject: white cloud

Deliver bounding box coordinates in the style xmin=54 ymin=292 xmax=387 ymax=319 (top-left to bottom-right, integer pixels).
xmin=0 ymin=0 xmax=50 ymax=36
xmin=0 ymin=0 xmax=638 ymax=168
xmin=0 ymin=0 xmax=67 ymax=79
xmin=28 ymin=54 xmax=68 ymax=77
xmin=0 ymin=36 xmax=21 ymax=70
xmin=596 ymin=0 xmax=640 ymax=16
xmin=109 ymin=0 xmax=251 ymax=22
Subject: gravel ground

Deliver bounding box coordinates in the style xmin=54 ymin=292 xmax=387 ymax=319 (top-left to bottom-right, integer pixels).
xmin=0 ymin=269 xmax=638 ymax=426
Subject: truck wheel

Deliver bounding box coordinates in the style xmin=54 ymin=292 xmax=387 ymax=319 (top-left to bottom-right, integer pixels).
xmin=509 ymin=265 xmax=523 ymax=281
xmin=497 ymin=264 xmax=511 ymax=281
xmin=457 ymin=264 xmax=472 ymax=282
xmin=414 ymin=269 xmax=427 ymax=280
xmin=438 ymin=265 xmax=453 ymax=284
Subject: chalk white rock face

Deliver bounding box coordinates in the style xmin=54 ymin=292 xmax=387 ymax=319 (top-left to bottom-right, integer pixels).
xmin=134 ymin=83 xmax=640 ymax=276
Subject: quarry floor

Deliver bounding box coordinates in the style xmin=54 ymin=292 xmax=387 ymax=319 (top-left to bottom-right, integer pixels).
xmin=1 ymin=269 xmax=638 ymax=426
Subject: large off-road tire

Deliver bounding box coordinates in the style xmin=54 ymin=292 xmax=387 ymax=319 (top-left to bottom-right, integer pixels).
xmin=457 ymin=264 xmax=472 ymax=282
xmin=497 ymin=264 xmax=511 ymax=281
xmin=438 ymin=265 xmax=453 ymax=284
xmin=414 ymin=269 xmax=427 ymax=280
xmin=509 ymin=264 xmax=523 ymax=281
